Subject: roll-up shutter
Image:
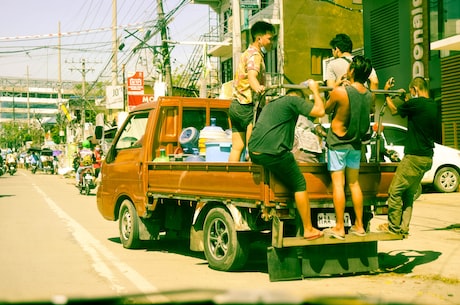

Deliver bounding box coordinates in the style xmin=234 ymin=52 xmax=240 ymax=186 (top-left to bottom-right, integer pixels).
xmin=441 ymin=53 xmax=460 ymax=149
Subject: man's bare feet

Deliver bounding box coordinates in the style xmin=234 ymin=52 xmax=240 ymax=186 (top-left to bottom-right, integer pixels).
xmin=303 ymin=228 xmax=324 ymax=240
xmin=323 ymin=227 xmax=345 ymax=240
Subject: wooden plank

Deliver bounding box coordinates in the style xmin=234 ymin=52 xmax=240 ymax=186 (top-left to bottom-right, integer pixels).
xmin=279 ymin=232 xmax=403 ymax=248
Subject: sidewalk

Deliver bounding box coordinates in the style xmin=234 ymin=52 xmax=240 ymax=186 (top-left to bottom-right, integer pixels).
xmin=372 ymin=192 xmax=460 ymax=281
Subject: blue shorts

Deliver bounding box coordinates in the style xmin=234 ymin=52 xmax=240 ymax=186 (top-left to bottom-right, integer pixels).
xmin=327 ymin=149 xmax=361 ymax=171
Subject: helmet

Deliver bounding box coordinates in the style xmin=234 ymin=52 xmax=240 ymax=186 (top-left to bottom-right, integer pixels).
xmin=82 ymin=140 xmax=91 ymax=148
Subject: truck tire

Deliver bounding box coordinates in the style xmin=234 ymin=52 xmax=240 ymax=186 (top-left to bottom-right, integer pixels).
xmin=434 ymin=167 xmax=459 ymax=193
xmin=119 ymin=200 xmax=141 ymax=249
xmin=203 ymin=207 xmax=249 ymax=271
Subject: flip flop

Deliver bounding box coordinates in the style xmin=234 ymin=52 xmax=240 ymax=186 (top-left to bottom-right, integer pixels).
xmin=323 ymin=228 xmax=345 ymax=240
xmin=349 ymin=226 xmax=366 ymax=237
xmin=304 ymin=231 xmax=324 ymax=241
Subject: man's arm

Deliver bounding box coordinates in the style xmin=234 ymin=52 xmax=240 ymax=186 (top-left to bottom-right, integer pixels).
xmin=384 ymin=95 xmax=399 ymax=115
xmin=305 ymin=80 xmax=325 ymax=118
xmin=248 ymin=70 xmax=264 ymax=94
xmin=383 ymin=77 xmax=401 ymax=115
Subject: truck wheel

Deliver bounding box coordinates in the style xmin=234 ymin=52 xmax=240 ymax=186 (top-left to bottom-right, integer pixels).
xmin=203 ymin=207 xmax=249 ymax=271
xmin=119 ymin=200 xmax=141 ymax=249
xmin=434 ymin=167 xmax=459 ymax=193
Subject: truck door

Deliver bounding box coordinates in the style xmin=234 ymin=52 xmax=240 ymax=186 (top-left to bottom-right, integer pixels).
xmin=100 ymin=111 xmax=150 ymax=216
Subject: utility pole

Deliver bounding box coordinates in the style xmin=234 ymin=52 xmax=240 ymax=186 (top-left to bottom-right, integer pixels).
xmin=157 ymin=0 xmax=172 ymax=96
xmin=232 ymin=0 xmax=242 ymax=74
xmin=69 ymin=58 xmax=94 ymax=141
xmin=111 ymin=0 xmax=118 ymax=122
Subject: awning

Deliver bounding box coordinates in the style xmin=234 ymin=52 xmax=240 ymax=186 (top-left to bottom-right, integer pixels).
xmin=431 ymin=34 xmax=460 ymax=51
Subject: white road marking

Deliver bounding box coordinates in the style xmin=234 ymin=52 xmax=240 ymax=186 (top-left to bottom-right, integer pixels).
xmin=32 ymin=183 xmax=168 ymax=301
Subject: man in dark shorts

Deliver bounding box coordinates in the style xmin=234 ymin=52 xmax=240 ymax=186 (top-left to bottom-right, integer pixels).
xmin=248 ymin=80 xmax=325 ymax=240
xmin=229 ymin=21 xmax=275 ymax=162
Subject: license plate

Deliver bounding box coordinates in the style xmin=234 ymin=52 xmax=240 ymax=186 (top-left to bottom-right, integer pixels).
xmin=317 ymin=212 xmax=352 ymax=228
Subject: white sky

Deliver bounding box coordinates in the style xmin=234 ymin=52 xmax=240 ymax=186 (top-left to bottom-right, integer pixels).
xmin=0 ymin=0 xmax=212 ymax=82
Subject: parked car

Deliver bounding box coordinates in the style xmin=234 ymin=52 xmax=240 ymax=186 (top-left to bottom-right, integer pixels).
xmin=321 ymin=122 xmax=460 ymax=193
xmin=368 ymin=122 xmax=460 ymax=193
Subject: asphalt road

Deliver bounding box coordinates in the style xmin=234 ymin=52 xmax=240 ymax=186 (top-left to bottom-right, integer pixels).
xmin=0 ymin=169 xmax=459 ymax=305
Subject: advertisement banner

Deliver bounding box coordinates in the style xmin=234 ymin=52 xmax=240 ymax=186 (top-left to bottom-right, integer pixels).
xmin=128 ymin=94 xmax=154 ymax=111
xmin=127 ymin=71 xmax=144 ymax=94
xmin=410 ymin=0 xmax=429 ymax=79
xmin=105 ymin=85 xmax=124 ymax=109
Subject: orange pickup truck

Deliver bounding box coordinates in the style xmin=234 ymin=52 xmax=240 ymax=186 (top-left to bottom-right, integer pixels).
xmin=96 ymin=96 xmax=401 ymax=281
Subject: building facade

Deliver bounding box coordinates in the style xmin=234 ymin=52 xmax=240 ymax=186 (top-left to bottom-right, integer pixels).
xmin=195 ymin=0 xmax=459 ymax=148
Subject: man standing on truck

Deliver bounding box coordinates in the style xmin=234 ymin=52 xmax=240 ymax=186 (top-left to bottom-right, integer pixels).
xmin=229 ymin=21 xmax=275 ymax=162
xmin=378 ymin=76 xmax=436 ymax=237
xmin=323 ymin=55 xmax=373 ymax=240
xmin=325 ymin=33 xmax=378 ymax=91
xmin=248 ymin=80 xmax=325 ymax=240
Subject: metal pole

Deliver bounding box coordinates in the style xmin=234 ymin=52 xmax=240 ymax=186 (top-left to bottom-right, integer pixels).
xmin=81 ymin=59 xmax=86 ymax=140
xmin=157 ymin=0 xmax=172 ymax=96
xmin=232 ymin=0 xmax=242 ymax=75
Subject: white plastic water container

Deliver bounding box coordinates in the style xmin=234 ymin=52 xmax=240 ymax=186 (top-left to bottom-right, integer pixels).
xmin=198 ymin=118 xmax=227 ymax=154
xmin=205 ymin=139 xmax=232 ymax=162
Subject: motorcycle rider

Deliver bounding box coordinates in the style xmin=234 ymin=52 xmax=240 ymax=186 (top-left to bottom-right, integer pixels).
xmin=75 ymin=140 xmax=95 ymax=187
xmin=6 ymin=150 xmax=17 ymax=173
xmin=93 ymin=144 xmax=103 ymax=178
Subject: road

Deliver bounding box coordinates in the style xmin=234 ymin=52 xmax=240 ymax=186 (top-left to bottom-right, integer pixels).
xmin=0 ymin=169 xmax=459 ymax=305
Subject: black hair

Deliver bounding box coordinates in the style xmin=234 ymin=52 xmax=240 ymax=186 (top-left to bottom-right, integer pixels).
xmin=250 ymin=21 xmax=275 ymax=41
xmin=349 ymin=55 xmax=372 ymax=84
xmin=329 ymin=33 xmax=353 ymax=53
xmin=286 ymin=88 xmax=305 ymax=98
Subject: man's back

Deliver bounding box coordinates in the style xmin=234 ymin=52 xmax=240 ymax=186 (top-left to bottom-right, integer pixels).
xmin=326 ymin=84 xmax=372 ymax=150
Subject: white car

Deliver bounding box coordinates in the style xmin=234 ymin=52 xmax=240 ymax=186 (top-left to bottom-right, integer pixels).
xmin=319 ymin=122 xmax=460 ymax=193
xmin=370 ymin=123 xmax=460 ymax=193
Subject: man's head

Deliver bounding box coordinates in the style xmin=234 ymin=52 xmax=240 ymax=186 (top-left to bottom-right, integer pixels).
xmin=251 ymin=21 xmax=275 ymax=53
xmin=409 ymin=77 xmax=429 ymax=98
xmin=330 ymin=33 xmax=353 ymax=57
xmin=348 ymin=55 xmax=372 ymax=84
xmin=286 ymin=88 xmax=305 ymax=99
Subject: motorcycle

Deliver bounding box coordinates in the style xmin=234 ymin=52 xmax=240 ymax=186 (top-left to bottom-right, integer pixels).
xmin=30 ymin=163 xmax=38 ymax=174
xmin=77 ymin=167 xmax=97 ymax=195
xmin=7 ymin=162 xmax=17 ymax=176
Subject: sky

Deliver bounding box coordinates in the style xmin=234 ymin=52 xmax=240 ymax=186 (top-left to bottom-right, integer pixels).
xmin=0 ymin=0 xmax=212 ymax=83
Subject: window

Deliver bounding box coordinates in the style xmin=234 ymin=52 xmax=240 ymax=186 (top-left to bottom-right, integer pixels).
xmin=221 ymin=59 xmax=233 ymax=84
xmin=114 ymin=112 xmax=149 ymax=149
xmin=311 ymin=48 xmax=333 ymax=75
xmin=383 ymin=127 xmax=407 ymax=146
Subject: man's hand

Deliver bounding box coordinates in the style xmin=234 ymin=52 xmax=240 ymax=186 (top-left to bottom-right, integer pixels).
xmin=384 ymin=77 xmax=395 ymax=91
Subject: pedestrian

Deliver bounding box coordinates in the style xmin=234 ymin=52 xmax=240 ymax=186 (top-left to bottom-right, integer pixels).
xmin=323 ymin=55 xmax=374 ymax=240
xmin=228 ymin=21 xmax=276 ymax=162
xmin=248 ymin=80 xmax=325 ymax=240
xmin=378 ymin=76 xmax=437 ymax=237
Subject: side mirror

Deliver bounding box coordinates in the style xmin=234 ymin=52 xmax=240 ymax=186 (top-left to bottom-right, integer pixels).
xmin=95 ymin=126 xmax=104 ymax=140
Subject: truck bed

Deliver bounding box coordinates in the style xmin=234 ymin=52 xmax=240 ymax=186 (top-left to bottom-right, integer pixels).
xmin=147 ymin=161 xmax=397 ymax=207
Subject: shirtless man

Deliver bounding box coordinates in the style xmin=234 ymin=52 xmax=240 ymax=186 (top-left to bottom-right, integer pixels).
xmin=323 ymin=55 xmax=374 ymax=240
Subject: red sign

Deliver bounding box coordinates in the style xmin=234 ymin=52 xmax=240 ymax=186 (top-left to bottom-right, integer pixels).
xmin=127 ymin=71 xmax=144 ymax=94
xmin=128 ymin=94 xmax=154 ymax=110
